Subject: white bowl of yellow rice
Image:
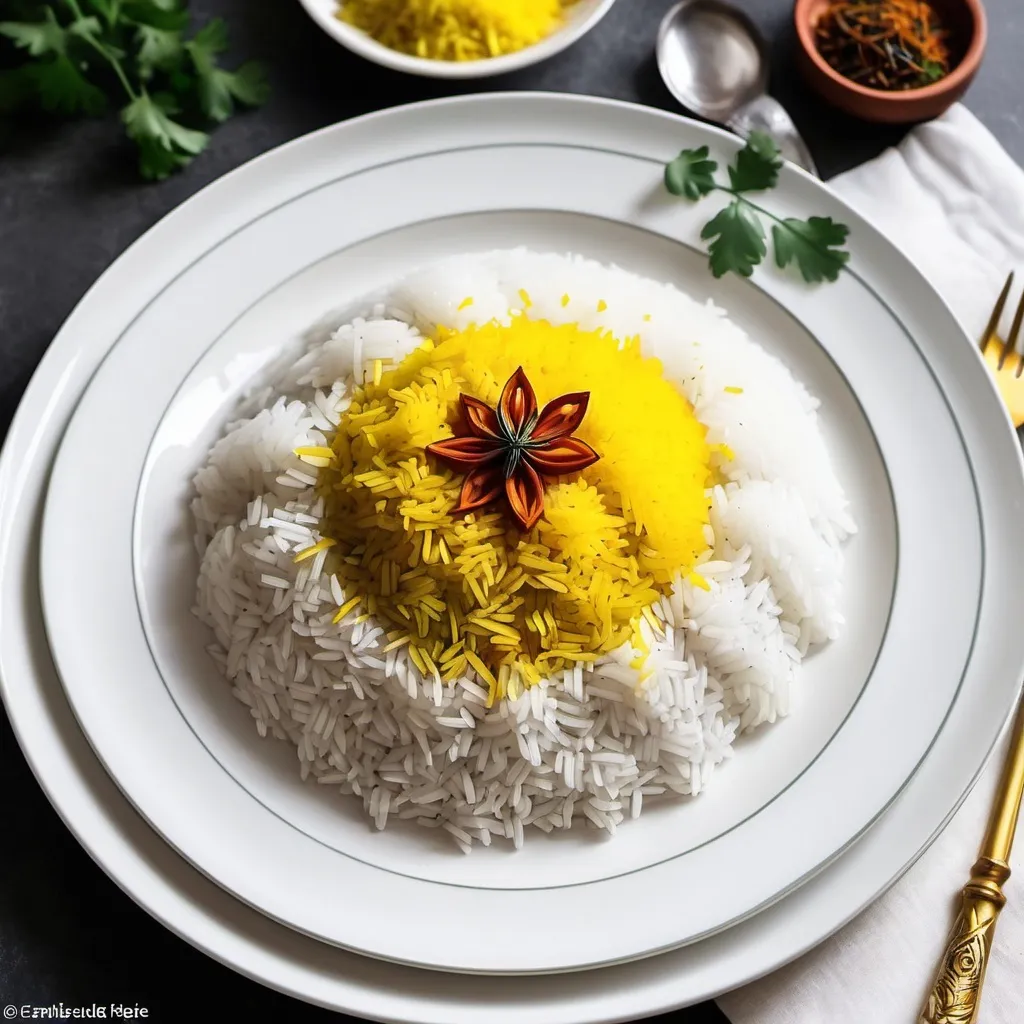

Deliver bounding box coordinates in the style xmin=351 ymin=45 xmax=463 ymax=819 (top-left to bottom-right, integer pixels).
xmin=296 ymin=0 xmax=619 ymax=78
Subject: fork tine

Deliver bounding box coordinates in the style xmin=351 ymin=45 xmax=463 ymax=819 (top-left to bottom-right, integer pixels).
xmin=1010 ymin=287 xmax=1024 ymax=378
xmin=984 ymin=271 xmax=1014 ymax=356
xmin=978 ymin=272 xmax=1011 ymax=356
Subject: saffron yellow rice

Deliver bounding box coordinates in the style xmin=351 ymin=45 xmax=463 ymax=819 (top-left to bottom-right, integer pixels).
xmin=303 ymin=317 xmax=715 ymax=703
xmin=338 ymin=0 xmax=574 ymax=62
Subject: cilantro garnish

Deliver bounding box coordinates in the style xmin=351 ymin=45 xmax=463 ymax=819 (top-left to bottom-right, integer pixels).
xmin=0 ymin=1 xmax=268 ymax=180
xmin=727 ymin=132 xmax=781 ymax=193
xmin=663 ymin=145 xmax=717 ymax=200
xmin=771 ymin=216 xmax=851 ymax=284
xmin=186 ymin=18 xmax=269 ymax=124
xmin=665 ymin=132 xmax=851 ymax=283
xmin=702 ymin=202 xmax=767 ymax=280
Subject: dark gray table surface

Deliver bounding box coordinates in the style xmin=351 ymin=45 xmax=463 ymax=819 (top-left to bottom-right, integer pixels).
xmin=2 ymin=0 xmax=1022 ymax=1019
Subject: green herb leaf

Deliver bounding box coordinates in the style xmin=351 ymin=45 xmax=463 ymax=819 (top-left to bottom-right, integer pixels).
xmin=185 ymin=18 xmax=268 ymax=122
xmin=191 ymin=55 xmax=268 ymax=122
xmin=131 ymin=0 xmax=186 ymax=10
xmin=135 ymin=23 xmax=183 ymax=78
xmin=664 ymin=134 xmax=848 ymax=285
xmin=122 ymin=0 xmax=189 ymax=31
xmin=188 ymin=56 xmax=261 ymax=122
xmin=664 ymin=145 xmax=718 ymax=200
xmin=58 ymin=60 xmax=108 ymax=113
xmin=122 ymin=90 xmax=208 ymax=179
xmin=87 ymin=0 xmax=119 ymax=26
xmin=0 ymin=11 xmax=67 ymax=57
xmin=701 ymin=200 xmax=767 ymax=278
xmin=190 ymin=16 xmax=229 ymax=56
xmin=29 ymin=55 xmax=107 ymax=115
xmin=1 ymin=3 xmax=267 ymax=178
xmin=727 ymin=131 xmax=782 ymax=193
xmin=66 ymin=14 xmax=105 ymax=43
xmin=219 ymin=61 xmax=269 ymax=108
xmin=771 ymin=216 xmax=851 ymax=283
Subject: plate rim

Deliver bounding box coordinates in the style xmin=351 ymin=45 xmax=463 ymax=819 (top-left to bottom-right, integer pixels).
xmin=30 ymin=94 xmax=1018 ymax=971
xmin=37 ymin=135 xmax=984 ymax=968
xmin=34 ymin=104 xmax=1007 ymax=968
xmin=4 ymin=91 xmax=1024 ymax=1017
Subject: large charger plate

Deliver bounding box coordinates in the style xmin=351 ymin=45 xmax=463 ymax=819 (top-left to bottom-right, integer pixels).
xmin=25 ymin=94 xmax=1024 ymax=975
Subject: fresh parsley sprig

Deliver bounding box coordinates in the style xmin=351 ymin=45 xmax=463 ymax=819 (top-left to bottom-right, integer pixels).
xmin=0 ymin=1 xmax=268 ymax=180
xmin=665 ymin=132 xmax=851 ymax=283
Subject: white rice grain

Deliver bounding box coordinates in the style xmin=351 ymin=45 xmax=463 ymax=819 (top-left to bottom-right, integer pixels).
xmin=190 ymin=249 xmax=852 ymax=851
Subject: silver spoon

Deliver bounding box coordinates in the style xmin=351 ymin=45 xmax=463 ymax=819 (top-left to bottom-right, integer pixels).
xmin=657 ymin=0 xmax=819 ymax=176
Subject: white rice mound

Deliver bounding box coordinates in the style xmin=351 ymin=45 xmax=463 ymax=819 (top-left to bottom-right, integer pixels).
xmin=191 ymin=249 xmax=855 ymax=852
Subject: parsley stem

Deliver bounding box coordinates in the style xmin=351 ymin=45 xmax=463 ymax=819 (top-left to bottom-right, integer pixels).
xmin=713 ymin=187 xmax=783 ymax=226
xmin=714 ymin=187 xmax=839 ymax=266
xmin=62 ymin=0 xmax=137 ymax=100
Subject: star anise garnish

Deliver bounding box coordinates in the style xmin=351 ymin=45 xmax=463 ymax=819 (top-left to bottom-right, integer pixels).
xmin=426 ymin=367 xmax=599 ymax=531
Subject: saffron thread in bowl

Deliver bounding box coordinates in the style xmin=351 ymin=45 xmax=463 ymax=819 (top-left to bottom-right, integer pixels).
xmin=814 ymin=0 xmax=951 ymax=91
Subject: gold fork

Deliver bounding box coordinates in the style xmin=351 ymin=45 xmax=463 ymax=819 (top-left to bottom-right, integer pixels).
xmin=979 ymin=272 xmax=1024 ymax=428
xmin=918 ymin=279 xmax=1024 ymax=1024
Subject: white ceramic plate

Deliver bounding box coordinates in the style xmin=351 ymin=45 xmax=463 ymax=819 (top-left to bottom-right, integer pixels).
xmin=2 ymin=390 xmax=1023 ymax=1024
xmin=2 ymin=96 xmax=1021 ymax=1007
xmin=295 ymin=0 xmax=618 ymax=79
xmin=34 ymin=94 xmax=1023 ymax=975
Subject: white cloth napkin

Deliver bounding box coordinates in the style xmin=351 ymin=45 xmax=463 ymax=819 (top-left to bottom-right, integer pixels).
xmin=718 ymin=105 xmax=1024 ymax=1024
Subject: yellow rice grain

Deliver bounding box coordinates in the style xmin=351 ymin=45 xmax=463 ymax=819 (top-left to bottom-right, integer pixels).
xmin=293 ymin=537 xmax=336 ymax=563
xmin=688 ymin=571 xmax=711 ymax=591
xmin=338 ymin=0 xmax=571 ymax=63
xmin=332 ymin=594 xmax=362 ymax=623
xmin=317 ymin=317 xmax=713 ymax=687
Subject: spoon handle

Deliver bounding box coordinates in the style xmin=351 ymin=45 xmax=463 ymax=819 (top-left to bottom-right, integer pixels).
xmin=726 ymin=95 xmax=819 ymax=177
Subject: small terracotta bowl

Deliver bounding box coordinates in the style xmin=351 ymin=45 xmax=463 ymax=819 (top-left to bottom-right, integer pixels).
xmin=793 ymin=0 xmax=987 ymax=123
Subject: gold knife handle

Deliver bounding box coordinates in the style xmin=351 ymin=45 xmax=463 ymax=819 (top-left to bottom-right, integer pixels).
xmin=919 ymin=856 xmax=1010 ymax=1024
